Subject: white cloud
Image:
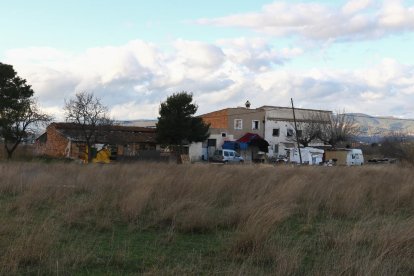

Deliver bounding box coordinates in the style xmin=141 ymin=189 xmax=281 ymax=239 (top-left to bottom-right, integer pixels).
xmin=379 ymin=0 xmax=414 ymax=28
xmin=361 ymin=91 xmax=384 ymax=100
xmin=250 ymin=59 xmax=414 ymax=117
xmin=217 ymin=37 xmax=303 ymax=72
xmin=197 ymin=0 xmax=414 ymax=41
xmin=3 ymin=40 xmax=414 ymax=120
xmin=342 ymin=0 xmax=373 ymax=15
xmin=110 ymin=101 xmax=159 ymax=120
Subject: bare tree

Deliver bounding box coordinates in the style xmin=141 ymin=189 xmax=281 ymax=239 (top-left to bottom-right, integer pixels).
xmin=1 ymin=62 xmax=52 ymax=159
xmin=1 ymin=100 xmax=52 ymax=159
xmin=64 ymin=92 xmax=112 ymax=162
xmin=287 ymin=110 xmax=359 ymax=148
xmin=288 ymin=111 xmax=330 ymax=147
xmin=317 ymin=111 xmax=360 ymax=148
xmin=379 ymin=131 xmax=414 ymax=162
xmin=294 ymin=120 xmax=323 ymax=147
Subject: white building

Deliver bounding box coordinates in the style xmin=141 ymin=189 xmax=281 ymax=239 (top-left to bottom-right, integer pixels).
xmin=201 ymin=104 xmax=332 ymax=160
xmin=262 ymin=106 xmax=331 ymax=158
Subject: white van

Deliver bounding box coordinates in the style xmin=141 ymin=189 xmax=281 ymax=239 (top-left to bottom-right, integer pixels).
xmin=212 ymin=149 xmax=244 ymax=163
xmin=347 ymin=149 xmax=364 ymax=166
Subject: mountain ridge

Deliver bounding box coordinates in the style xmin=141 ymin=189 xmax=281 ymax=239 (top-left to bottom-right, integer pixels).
xmin=346 ymin=113 xmax=414 ymax=136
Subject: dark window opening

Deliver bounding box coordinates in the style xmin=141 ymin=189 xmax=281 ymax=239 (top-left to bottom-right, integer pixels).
xmin=252 ymin=120 xmax=259 ymax=130
xmin=207 ymin=139 xmax=217 ymax=147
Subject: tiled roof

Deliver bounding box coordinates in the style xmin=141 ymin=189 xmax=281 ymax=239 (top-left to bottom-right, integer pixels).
xmin=49 ymin=122 xmax=157 ymax=144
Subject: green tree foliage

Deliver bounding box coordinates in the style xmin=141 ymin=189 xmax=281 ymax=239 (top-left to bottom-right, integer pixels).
xmin=156 ymin=92 xmax=209 ymax=153
xmin=0 ymin=63 xmax=51 ymax=159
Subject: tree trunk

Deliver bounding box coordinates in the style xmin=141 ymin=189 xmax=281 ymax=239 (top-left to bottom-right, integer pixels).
xmin=176 ymin=144 xmax=182 ymax=164
xmin=87 ymin=144 xmax=93 ymax=163
xmin=4 ymin=141 xmax=20 ymax=160
xmin=6 ymin=147 xmax=13 ymax=159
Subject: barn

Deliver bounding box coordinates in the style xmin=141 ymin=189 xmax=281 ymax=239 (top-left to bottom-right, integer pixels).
xmin=35 ymin=123 xmax=159 ymax=161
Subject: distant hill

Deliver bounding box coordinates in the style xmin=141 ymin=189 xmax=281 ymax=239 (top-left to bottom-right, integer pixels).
xmin=346 ymin=113 xmax=414 ymax=136
xmin=117 ymin=119 xmax=157 ymax=128
xmin=117 ymin=115 xmax=414 ymax=140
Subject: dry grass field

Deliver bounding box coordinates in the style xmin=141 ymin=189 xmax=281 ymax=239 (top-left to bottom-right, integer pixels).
xmin=0 ymin=162 xmax=413 ymax=275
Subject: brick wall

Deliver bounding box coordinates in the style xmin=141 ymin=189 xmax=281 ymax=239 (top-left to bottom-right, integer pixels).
xmin=201 ymin=109 xmax=228 ymax=129
xmin=35 ymin=125 xmax=71 ymax=158
xmin=35 ymin=124 xmax=160 ymax=161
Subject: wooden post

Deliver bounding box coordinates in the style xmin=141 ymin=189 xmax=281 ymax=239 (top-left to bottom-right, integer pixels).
xmin=291 ymin=98 xmax=302 ymax=164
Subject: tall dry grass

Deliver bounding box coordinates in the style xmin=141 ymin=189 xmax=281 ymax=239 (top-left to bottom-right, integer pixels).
xmin=0 ymin=162 xmax=413 ymax=274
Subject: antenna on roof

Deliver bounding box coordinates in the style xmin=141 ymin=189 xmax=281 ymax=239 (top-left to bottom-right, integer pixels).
xmin=245 ymin=100 xmax=251 ymax=109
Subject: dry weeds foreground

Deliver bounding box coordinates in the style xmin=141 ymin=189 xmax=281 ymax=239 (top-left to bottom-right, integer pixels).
xmin=0 ymin=162 xmax=413 ymax=275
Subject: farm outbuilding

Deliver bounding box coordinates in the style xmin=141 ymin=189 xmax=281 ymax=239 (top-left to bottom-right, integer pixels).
xmin=35 ymin=123 xmax=159 ymax=161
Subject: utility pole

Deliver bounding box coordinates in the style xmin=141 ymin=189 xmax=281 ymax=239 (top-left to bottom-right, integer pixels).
xmin=291 ymin=98 xmax=302 ymax=164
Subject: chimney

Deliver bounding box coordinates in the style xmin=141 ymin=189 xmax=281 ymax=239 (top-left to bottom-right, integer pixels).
xmin=245 ymin=100 xmax=251 ymax=109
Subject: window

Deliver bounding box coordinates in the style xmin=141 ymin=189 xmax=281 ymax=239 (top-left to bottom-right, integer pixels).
xmin=229 ymin=151 xmax=235 ymax=157
xmin=224 ymin=151 xmax=230 ymax=157
xmin=221 ymin=132 xmax=227 ymax=137
xmin=252 ymin=120 xmax=260 ymax=130
xmin=287 ymin=129 xmax=294 ymax=137
xmin=272 ymin=128 xmax=280 ymax=137
xmin=234 ymin=119 xmax=243 ymax=130
xmin=296 ymin=130 xmax=303 ymax=137
xmin=207 ymin=139 xmax=217 ymax=147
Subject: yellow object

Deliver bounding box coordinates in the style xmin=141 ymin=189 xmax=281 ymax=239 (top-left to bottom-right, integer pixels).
xmin=92 ymin=148 xmax=111 ymax=164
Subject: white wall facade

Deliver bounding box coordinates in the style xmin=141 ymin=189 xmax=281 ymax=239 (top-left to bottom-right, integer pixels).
xmin=263 ymin=107 xmax=331 ymax=158
xmin=190 ymin=133 xmax=236 ymax=161
xmin=209 ymin=133 xmax=235 ymax=150
xmin=264 ymin=119 xmax=296 ymax=158
xmin=189 ymin=142 xmax=203 ymax=162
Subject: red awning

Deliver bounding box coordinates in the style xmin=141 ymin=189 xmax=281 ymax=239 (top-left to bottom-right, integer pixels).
xmin=237 ymin=133 xmax=263 ymax=143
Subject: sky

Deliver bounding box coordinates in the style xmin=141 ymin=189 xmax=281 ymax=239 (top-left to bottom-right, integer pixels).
xmin=1 ymin=0 xmax=414 ymax=120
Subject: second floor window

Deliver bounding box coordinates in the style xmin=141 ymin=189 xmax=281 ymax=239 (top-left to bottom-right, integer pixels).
xmin=272 ymin=128 xmax=280 ymax=137
xmin=252 ymin=120 xmax=260 ymax=130
xmin=234 ymin=119 xmax=243 ymax=130
xmin=287 ymin=129 xmax=294 ymax=137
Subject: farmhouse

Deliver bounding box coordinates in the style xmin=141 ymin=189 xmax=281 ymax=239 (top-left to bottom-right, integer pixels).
xmin=200 ymin=102 xmax=331 ymax=161
xmin=35 ymin=122 xmax=158 ymax=161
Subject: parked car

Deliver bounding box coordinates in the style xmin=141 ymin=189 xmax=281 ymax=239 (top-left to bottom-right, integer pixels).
xmin=211 ymin=149 xmax=244 ymax=163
